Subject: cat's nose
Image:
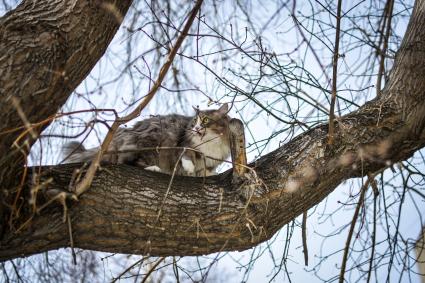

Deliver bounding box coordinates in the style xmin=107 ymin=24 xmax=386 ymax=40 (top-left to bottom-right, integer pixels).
xmin=192 ymin=125 xmax=204 ymax=135
xmin=193 ymin=125 xmax=202 ymax=132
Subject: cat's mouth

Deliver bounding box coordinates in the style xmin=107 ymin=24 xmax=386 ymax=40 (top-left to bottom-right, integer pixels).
xmin=191 ymin=128 xmax=206 ymax=137
xmin=194 ymin=130 xmax=205 ymax=136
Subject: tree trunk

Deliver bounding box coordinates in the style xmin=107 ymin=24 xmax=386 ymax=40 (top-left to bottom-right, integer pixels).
xmin=0 ymin=0 xmax=132 ymax=235
xmin=0 ymin=0 xmax=132 ymax=185
xmin=1 ymin=0 xmax=425 ymax=261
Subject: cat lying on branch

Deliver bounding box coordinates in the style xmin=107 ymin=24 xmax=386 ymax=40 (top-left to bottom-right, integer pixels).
xmin=64 ymin=104 xmax=233 ymax=177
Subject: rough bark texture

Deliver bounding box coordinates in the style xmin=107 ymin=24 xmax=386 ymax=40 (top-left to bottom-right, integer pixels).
xmin=0 ymin=0 xmax=132 ymax=240
xmin=1 ymin=0 xmax=425 ymax=261
xmin=0 ymin=0 xmax=132 ymax=185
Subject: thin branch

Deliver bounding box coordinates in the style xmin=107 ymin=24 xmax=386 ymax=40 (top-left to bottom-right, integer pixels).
xmin=339 ymin=177 xmax=370 ymax=283
xmin=366 ymin=176 xmax=379 ymax=283
xmin=328 ymin=0 xmax=342 ymax=145
xmin=67 ymin=213 xmax=76 ymax=265
xmin=111 ymin=256 xmax=147 ymax=283
xmin=302 ymin=211 xmax=308 ymax=266
xmin=141 ymin=257 xmax=165 ymax=283
xmin=376 ymin=0 xmax=394 ymax=97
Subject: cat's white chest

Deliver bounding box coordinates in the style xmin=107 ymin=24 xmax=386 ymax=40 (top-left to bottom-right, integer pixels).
xmin=191 ymin=132 xmax=230 ymax=166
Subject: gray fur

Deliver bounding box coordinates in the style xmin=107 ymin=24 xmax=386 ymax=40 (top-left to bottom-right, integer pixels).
xmin=62 ymin=141 xmax=98 ymax=163
xmin=63 ymin=104 xmax=231 ymax=176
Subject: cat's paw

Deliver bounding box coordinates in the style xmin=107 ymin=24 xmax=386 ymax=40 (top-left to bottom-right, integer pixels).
xmin=181 ymin=157 xmax=195 ymax=174
xmin=145 ymin=165 xmax=162 ymax=172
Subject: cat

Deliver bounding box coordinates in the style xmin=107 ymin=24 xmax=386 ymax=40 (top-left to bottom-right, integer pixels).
xmin=63 ymin=104 xmax=231 ymax=176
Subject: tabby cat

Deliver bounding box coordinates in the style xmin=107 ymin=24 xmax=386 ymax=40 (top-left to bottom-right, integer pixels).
xmin=64 ymin=104 xmax=231 ymax=176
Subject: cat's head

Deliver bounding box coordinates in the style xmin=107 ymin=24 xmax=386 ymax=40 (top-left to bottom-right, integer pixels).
xmin=189 ymin=103 xmax=230 ymax=138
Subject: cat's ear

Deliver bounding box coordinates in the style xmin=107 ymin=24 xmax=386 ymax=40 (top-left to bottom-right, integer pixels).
xmin=192 ymin=105 xmax=200 ymax=114
xmin=218 ymin=103 xmax=228 ymax=115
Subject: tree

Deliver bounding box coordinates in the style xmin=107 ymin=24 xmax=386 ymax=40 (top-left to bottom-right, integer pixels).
xmin=1 ymin=0 xmax=424 ymax=281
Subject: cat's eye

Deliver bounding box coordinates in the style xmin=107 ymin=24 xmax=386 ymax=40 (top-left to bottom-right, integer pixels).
xmin=201 ymin=117 xmax=210 ymax=125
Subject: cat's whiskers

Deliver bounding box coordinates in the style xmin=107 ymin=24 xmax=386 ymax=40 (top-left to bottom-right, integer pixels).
xmin=186 ymin=128 xmax=206 ymax=139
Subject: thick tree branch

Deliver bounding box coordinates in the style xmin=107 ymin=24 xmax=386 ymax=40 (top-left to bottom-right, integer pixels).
xmin=2 ymin=0 xmax=425 ymax=262
xmin=2 ymin=81 xmax=425 ymax=260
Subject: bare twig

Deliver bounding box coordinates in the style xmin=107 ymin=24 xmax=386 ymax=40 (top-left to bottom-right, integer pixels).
xmin=141 ymin=257 xmax=165 ymax=283
xmin=291 ymin=1 xmax=330 ymax=83
xmin=339 ymin=177 xmax=370 ymax=283
xmin=156 ymin=148 xmax=187 ymax=220
xmin=302 ymin=211 xmax=308 ymax=266
xmin=67 ymin=213 xmax=77 ymax=265
xmin=111 ymin=256 xmax=147 ymax=283
xmin=328 ymin=0 xmax=342 ymax=145
xmin=10 ymin=97 xmax=37 ymax=140
xmin=366 ymin=176 xmax=379 ymax=283
xmin=376 ymin=0 xmax=394 ymax=97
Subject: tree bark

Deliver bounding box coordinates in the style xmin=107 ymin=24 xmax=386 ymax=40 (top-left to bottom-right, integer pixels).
xmin=0 ymin=0 xmax=132 ymax=184
xmin=0 ymin=0 xmax=132 ymax=237
xmin=1 ymin=0 xmax=425 ymax=261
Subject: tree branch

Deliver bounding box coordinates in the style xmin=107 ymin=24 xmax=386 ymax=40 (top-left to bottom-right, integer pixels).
xmin=328 ymin=0 xmax=342 ymax=144
xmin=2 ymin=77 xmax=425 ymax=260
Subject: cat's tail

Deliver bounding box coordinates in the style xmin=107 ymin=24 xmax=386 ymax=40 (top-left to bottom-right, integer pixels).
xmin=62 ymin=141 xmax=97 ymax=163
